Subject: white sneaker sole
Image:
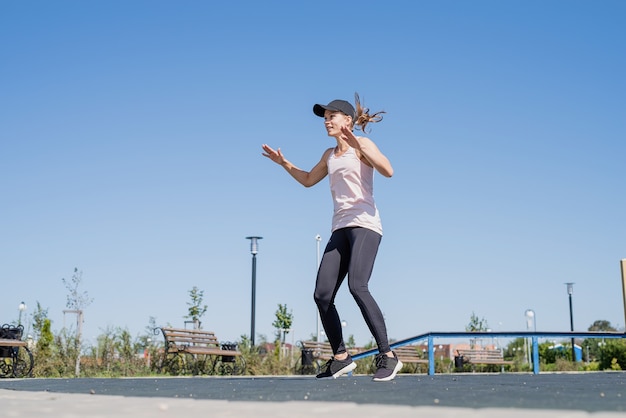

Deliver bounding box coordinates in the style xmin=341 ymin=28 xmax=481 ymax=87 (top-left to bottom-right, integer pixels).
xmin=372 ymin=359 xmax=403 ymax=382
xmin=332 ymin=361 xmax=357 ymax=378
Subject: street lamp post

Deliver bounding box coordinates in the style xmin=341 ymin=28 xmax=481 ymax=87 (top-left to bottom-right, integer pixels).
xmin=565 ymin=282 xmax=576 ymax=361
xmin=18 ymin=302 xmax=26 ymax=326
xmin=246 ymin=236 xmax=263 ymax=347
xmin=315 ymin=234 xmax=322 ymax=342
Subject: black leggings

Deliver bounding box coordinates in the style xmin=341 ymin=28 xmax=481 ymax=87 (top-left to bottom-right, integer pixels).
xmin=313 ymin=227 xmax=391 ymax=356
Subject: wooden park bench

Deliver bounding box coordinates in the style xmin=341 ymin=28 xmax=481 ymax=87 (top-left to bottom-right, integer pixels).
xmin=295 ymin=340 xmax=361 ymax=375
xmin=158 ymin=327 xmax=245 ymax=375
xmin=393 ymin=345 xmax=429 ymax=373
xmin=0 ymin=324 xmax=33 ymax=378
xmin=456 ymin=348 xmax=513 ymax=371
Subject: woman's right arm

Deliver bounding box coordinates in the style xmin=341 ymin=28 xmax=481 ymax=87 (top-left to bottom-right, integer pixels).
xmin=262 ymin=144 xmax=331 ymax=188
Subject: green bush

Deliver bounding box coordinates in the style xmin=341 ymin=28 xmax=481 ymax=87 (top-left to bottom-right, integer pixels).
xmin=598 ymin=340 xmax=626 ymax=370
xmin=27 ymin=324 xmax=626 ymax=378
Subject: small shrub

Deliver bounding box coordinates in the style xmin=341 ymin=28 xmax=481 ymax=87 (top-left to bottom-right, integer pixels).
xmin=553 ymin=358 xmax=579 ymax=372
xmin=610 ymin=358 xmax=622 ymax=371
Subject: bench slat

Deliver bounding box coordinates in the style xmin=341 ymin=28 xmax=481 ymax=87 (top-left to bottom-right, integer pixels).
xmin=457 ymin=349 xmax=513 ymax=365
xmin=299 ymin=340 xmax=360 ymax=360
xmin=393 ymin=346 xmax=429 ymax=364
xmin=0 ymin=339 xmax=27 ymax=347
xmin=165 ymin=336 xmax=219 ymax=344
xmin=173 ymin=347 xmax=241 ymax=356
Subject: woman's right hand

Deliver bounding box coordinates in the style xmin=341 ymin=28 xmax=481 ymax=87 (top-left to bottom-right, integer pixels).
xmin=262 ymin=144 xmax=285 ymax=165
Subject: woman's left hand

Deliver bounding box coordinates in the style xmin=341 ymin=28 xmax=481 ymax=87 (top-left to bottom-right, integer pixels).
xmin=340 ymin=125 xmax=361 ymax=150
xmin=339 ymin=125 xmax=394 ymax=178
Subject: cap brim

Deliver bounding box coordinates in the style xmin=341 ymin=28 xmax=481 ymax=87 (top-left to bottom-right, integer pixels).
xmin=313 ymin=104 xmax=328 ymax=117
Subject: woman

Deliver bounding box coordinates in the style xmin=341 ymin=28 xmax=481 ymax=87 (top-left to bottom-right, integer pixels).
xmin=261 ymin=94 xmax=401 ymax=382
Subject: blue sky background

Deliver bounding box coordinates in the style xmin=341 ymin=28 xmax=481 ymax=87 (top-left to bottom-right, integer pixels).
xmin=2 ymin=1 xmax=625 ymax=349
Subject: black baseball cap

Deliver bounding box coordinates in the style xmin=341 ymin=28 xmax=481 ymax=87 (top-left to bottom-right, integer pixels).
xmin=313 ymin=99 xmax=355 ymax=120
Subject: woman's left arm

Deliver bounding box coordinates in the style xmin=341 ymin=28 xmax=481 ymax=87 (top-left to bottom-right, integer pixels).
xmin=340 ymin=126 xmax=394 ymax=177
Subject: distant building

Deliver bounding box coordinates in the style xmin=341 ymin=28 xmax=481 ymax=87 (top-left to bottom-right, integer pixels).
xmin=549 ymin=343 xmax=583 ymax=362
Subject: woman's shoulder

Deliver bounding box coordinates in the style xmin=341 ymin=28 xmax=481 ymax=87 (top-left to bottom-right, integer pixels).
xmin=322 ymin=147 xmax=334 ymax=158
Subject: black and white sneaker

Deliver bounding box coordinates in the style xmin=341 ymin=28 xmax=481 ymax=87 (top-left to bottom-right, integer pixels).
xmin=316 ymin=355 xmax=357 ymax=379
xmin=372 ymin=352 xmax=402 ymax=382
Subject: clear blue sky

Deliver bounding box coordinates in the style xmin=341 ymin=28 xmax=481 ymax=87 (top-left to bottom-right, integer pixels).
xmin=2 ymin=1 xmax=625 ymax=349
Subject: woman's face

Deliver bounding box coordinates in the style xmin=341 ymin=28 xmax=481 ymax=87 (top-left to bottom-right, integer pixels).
xmin=323 ymin=110 xmax=351 ymax=137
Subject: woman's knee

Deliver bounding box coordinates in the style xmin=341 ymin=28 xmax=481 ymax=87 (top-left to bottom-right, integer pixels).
xmin=314 ymin=290 xmax=330 ymax=309
xmin=348 ymin=282 xmax=370 ymax=300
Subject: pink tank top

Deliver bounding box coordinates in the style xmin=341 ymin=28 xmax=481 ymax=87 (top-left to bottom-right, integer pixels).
xmin=327 ymin=147 xmax=383 ymax=235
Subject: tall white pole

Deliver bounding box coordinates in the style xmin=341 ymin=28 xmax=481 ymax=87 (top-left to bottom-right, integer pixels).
xmin=621 ymin=259 xmax=626 ymax=330
xmin=315 ymin=234 xmax=322 ymax=342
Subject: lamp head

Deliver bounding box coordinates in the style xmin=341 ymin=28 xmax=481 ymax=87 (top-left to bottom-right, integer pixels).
xmin=246 ymin=236 xmax=263 ymax=255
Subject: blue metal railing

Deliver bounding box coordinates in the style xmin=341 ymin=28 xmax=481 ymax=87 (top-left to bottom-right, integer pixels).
xmin=351 ymin=331 xmax=626 ymax=375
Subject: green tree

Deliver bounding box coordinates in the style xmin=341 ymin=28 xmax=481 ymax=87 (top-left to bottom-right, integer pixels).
xmin=272 ymin=304 xmax=293 ymax=344
xmin=62 ymin=267 xmax=93 ymax=377
xmin=30 ymin=301 xmax=49 ymax=341
xmin=32 ymin=318 xmax=56 ymax=377
xmin=145 ymin=316 xmax=158 ymax=335
xmin=185 ymin=286 xmax=207 ymax=329
xmin=503 ymin=337 xmax=526 ymax=361
xmin=63 ymin=268 xmax=93 ymax=311
xmin=95 ymin=327 xmax=117 ymax=374
xmin=588 ymin=320 xmax=616 ymax=332
xmin=465 ymin=312 xmax=489 ymax=348
xmin=538 ymin=341 xmax=571 ymax=364
xmin=465 ymin=312 xmax=489 ymax=331
xmin=598 ymin=339 xmax=626 ymax=370
xmin=140 ymin=317 xmax=160 ymax=372
xmin=115 ymin=328 xmax=137 ymax=376
xmin=582 ymin=319 xmax=618 ymax=362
